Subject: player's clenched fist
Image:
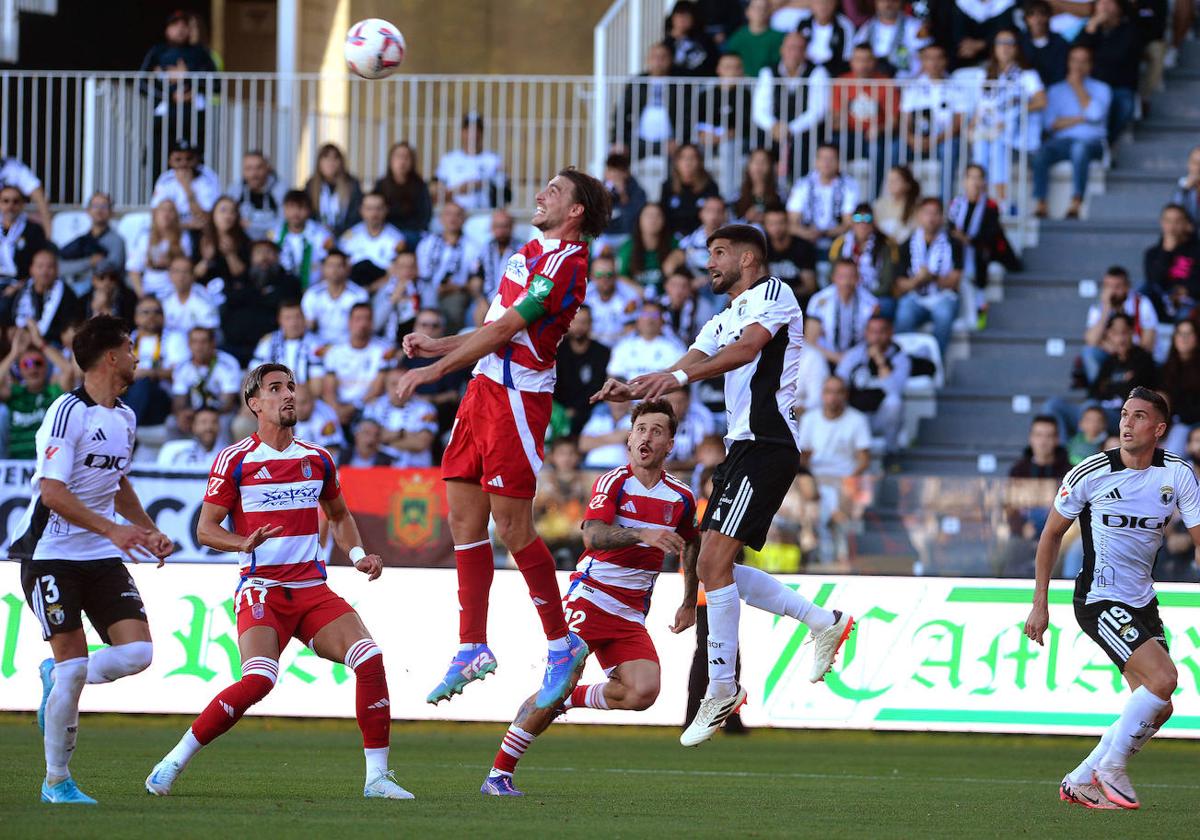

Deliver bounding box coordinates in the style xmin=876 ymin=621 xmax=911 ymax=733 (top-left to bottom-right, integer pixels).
xmin=402 ymin=332 xmax=443 ymax=359
xmin=355 ymin=553 xmax=384 ymax=581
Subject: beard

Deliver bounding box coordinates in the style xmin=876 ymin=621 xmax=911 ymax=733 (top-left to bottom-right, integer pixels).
xmin=278 ymin=409 xmax=298 ymax=428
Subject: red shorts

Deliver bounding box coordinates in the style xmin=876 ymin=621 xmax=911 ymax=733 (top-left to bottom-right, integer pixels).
xmin=563 ymin=588 xmax=658 ymax=673
xmin=235 ymin=582 xmax=355 ymax=647
xmin=441 ymin=375 xmax=552 ymax=499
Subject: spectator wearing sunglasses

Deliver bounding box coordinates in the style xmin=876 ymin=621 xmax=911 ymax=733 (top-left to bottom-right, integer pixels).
xmin=829 ymin=204 xmax=901 ymax=318
xmin=0 ymin=331 xmax=71 ymax=458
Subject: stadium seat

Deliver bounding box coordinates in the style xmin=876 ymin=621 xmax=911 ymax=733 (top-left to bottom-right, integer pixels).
xmin=893 ymin=331 xmax=942 ymax=448
xmin=116 ymin=211 xmax=151 ymax=247
xmin=50 ymin=210 xmax=91 ymax=248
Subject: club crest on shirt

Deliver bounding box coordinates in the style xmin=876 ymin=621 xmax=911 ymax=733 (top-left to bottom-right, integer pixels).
xmin=737 ymin=298 xmax=748 ymax=318
xmin=302 ymin=458 xmax=313 ymax=479
xmin=505 ymin=253 xmax=529 ymax=287
xmin=1160 ymin=485 xmax=1174 ymax=505
xmin=662 ymin=502 xmax=674 ymax=524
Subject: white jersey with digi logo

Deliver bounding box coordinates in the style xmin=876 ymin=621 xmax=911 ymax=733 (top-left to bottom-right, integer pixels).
xmin=1055 ymin=448 xmax=1200 ymax=608
xmin=690 ymin=275 xmax=804 ymax=449
xmin=7 ymin=387 xmax=138 ymax=562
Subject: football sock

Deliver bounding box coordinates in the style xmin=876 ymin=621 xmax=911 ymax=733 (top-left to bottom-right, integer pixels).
xmin=566 ymin=682 xmax=610 ymax=710
xmin=163 ymin=729 xmax=203 ymax=770
xmin=1068 ymin=723 xmax=1116 ymax=784
xmin=455 ymin=540 xmax=495 ymax=644
xmin=704 ymin=583 xmax=741 ymax=698
xmin=512 ymin=538 xmax=569 ymax=641
xmin=347 ymin=640 xmax=390 ymax=750
xmin=86 ymin=641 xmax=153 ymax=684
xmin=44 ymin=657 xmax=87 ymax=781
xmin=492 ymin=725 xmax=536 ymax=775
xmin=190 ymin=657 xmax=278 ymax=745
xmin=364 ymin=747 xmax=390 ymax=780
xmin=732 ymin=564 xmax=836 ymax=630
xmin=1098 ymin=686 xmax=1169 ymax=770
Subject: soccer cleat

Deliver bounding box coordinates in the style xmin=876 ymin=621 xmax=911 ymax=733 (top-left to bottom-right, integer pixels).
xmin=41 ymin=777 xmax=97 ymax=804
xmin=481 ymin=772 xmax=524 ymax=796
xmin=145 ymin=758 xmax=184 ymax=796
xmin=535 ymin=633 xmax=589 ymax=709
xmin=1059 ymin=775 xmax=1119 ymax=809
xmin=1094 ymin=766 xmax=1139 ymax=810
xmin=364 ymin=769 xmax=415 ymax=800
xmin=680 ymin=684 xmax=748 ymax=747
xmin=809 ymin=611 xmax=855 ymax=683
xmin=37 ymin=657 xmax=55 ymax=733
xmin=426 ymin=644 xmax=499 ymax=704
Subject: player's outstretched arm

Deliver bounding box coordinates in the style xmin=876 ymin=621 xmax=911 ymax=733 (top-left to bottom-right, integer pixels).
xmin=40 ymin=477 xmax=159 ymax=559
xmin=671 ymin=537 xmax=700 ymax=634
xmin=1024 ymin=508 xmax=1074 ymax=645
xmin=196 ymin=501 xmax=283 ymax=554
xmin=114 ymin=476 xmax=174 ymax=564
xmin=582 ymin=519 xmax=685 ymax=557
xmin=320 ymin=494 xmax=384 ymax=580
xmin=630 ymin=327 xmax=771 ymax=401
xmin=394 ymin=307 xmax=530 ymax=403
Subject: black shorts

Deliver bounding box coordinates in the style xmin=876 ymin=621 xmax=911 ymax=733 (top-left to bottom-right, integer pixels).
xmin=700 ymin=439 xmax=800 ymax=551
xmin=20 ymin=559 xmax=147 ymax=643
xmin=1075 ymin=598 xmax=1168 ymax=672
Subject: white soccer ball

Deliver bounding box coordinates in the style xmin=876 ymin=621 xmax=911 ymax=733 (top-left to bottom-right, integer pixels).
xmin=344 ymin=18 xmax=406 ymax=80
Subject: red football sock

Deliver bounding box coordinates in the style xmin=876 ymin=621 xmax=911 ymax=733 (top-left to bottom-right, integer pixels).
xmin=347 ymin=640 xmax=390 ymax=749
xmin=512 ymin=538 xmax=569 ymax=640
xmin=456 ymin=540 xmax=495 ymax=644
xmin=190 ymin=674 xmax=274 ymax=745
xmin=492 ymin=725 xmax=536 ymax=774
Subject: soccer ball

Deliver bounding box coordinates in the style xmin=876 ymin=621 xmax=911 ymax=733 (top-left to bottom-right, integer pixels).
xmin=344 ymin=18 xmax=406 ymax=80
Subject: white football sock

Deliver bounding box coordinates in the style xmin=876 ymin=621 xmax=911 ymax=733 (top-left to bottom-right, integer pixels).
xmin=1068 ymin=723 xmax=1116 ymax=784
xmin=365 ymin=746 xmax=390 ymax=780
xmin=86 ymin=641 xmax=153 ymax=684
xmin=44 ymin=657 xmax=87 ymax=781
xmin=732 ymin=565 xmax=836 ymax=630
xmin=164 ymin=729 xmax=204 ymax=769
xmin=704 ymin=583 xmax=741 ymax=698
xmin=1098 ymin=686 xmax=1168 ymax=770
xmin=547 ymin=636 xmax=570 ymax=652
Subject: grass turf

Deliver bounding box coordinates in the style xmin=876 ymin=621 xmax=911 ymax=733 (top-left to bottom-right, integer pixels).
xmin=2 ymin=712 xmax=1196 ymax=838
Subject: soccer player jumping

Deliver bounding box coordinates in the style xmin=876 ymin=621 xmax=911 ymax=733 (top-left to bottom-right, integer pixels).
xmin=482 ymin=399 xmax=699 ymax=796
xmin=146 ymin=364 xmax=413 ymax=800
xmin=1025 ymin=388 xmax=1200 ymax=810
xmin=394 ymin=168 xmax=611 ymax=710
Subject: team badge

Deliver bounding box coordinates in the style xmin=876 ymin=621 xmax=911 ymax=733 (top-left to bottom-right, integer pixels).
xmin=1119 ymin=622 xmax=1140 ymax=643
xmin=302 ymin=458 xmax=313 ymax=479
xmin=737 ymin=299 xmax=747 ymax=318
xmin=1160 ymin=485 xmax=1174 ymax=505
xmin=662 ymin=502 xmax=674 ymax=524
xmin=252 ymin=603 xmax=265 ymax=620
xmin=47 ymin=604 xmax=64 ymax=626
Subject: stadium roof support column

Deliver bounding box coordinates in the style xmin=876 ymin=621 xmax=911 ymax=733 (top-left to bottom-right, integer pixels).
xmin=277 ymin=0 xmax=298 ymax=188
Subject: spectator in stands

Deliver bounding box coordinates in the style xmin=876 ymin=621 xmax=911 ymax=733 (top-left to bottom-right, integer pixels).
xmin=724 ymin=0 xmax=784 ymax=78
xmin=617 ymin=203 xmax=679 ymax=294
xmin=951 ymin=0 xmax=1019 ymax=67
xmin=162 ymin=256 xmax=218 ymax=345
xmin=854 ymin=0 xmax=927 ymax=79
xmin=695 ymin=53 xmax=759 ymax=197
xmin=1032 ymin=45 xmax=1111 ymax=220
xmin=947 ymin=164 xmax=1007 ymax=288
xmin=58 ymin=192 xmax=125 ymax=289
xmin=1020 ymin=1 xmax=1069 ymax=87
xmin=660 ymin=143 xmax=721 ymax=238
xmin=156 ymin=405 xmax=223 ymax=468
xmin=0 ymin=155 xmax=51 ymax=226
xmin=0 ymin=186 xmax=47 ymax=287
xmin=600 ymin=151 xmax=647 ymax=251
xmin=340 ymin=419 xmax=396 ymax=468
xmin=273 ymin=189 xmax=332 ymax=290
xmin=830 ymin=46 xmax=900 ymax=198
xmin=1142 ymin=203 xmax=1200 ymax=323
xmin=613 ymin=43 xmax=691 ymax=159
xmin=794 ymin=317 xmax=831 ymax=415
xmin=227 ymin=151 xmax=284 ymax=241
xmin=787 ymin=143 xmax=859 ymax=254
xmin=480 ymin=209 xmax=525 ymax=299
xmin=894 ymin=197 xmax=963 ymax=354
xmin=373 ymin=250 xmax=421 ymax=343
xmin=435 ymin=113 xmax=510 ymax=212
xmin=732 ymin=148 xmax=782 ymax=226
xmin=1011 ymin=414 xmax=1071 ymax=480
xmin=1067 ymin=404 xmax=1109 ymax=465
xmin=1081 ymin=265 xmax=1157 ymax=384
xmin=397 ymin=308 xmax=468 ymax=433
xmin=1001 ymin=414 xmax=1070 ymax=576
xmin=304 ymin=143 xmax=363 ymax=237
xmin=1076 ymin=0 xmax=1140 ymax=143
xmin=415 ymin=201 xmax=482 ymax=332
xmin=753 ymin=31 xmax=830 ymax=178
xmin=662 ymin=269 xmax=716 ymax=345
xmin=301 ymin=249 xmax=368 ymax=347
xmin=338 ymin=191 xmax=405 ymax=289
xmin=138 ymin=11 xmax=217 ymax=168
xmin=830 ymin=203 xmax=901 ymax=313
xmin=1160 ymin=318 xmax=1200 ymax=453
xmin=809 ymin=257 xmax=881 ymax=367
xmin=535 ymin=437 xmax=589 ymax=568
xmin=873 ymin=164 xmax=920 ymax=245
xmin=764 ymin=204 xmax=818 ymax=305
xmin=665 ymin=1 xmax=719 ymax=76
xmin=901 ymin=43 xmax=968 ymax=201
xmin=579 ymin=397 xmax=635 ymax=469
xmin=664 ymin=387 xmax=718 ymax=470
xmin=798 ymin=0 xmax=855 ymax=76
xmin=171 ymin=326 xmax=241 ymax=433
xmin=81 ymin=266 xmax=136 ymax=325
xmin=127 ymin=296 xmax=185 ymax=426
xmin=585 ymin=254 xmax=640 ymax=346
xmin=363 ymin=367 xmax=439 ymax=467
xmin=1134 ymin=0 xmax=1169 ymax=117
xmin=151 ymin=139 xmax=220 ymax=231
xmin=373 ymin=141 xmax=432 ymax=246
xmin=127 ymin=195 xmax=191 ymax=299
xmin=293 ymin=382 xmax=346 ymax=458
xmin=252 ymin=299 xmax=323 ymax=389
xmin=675 ymin=196 xmax=729 ymax=277
xmin=222 ymin=241 xmax=301 ymax=366
xmin=1172 ymin=145 xmax=1200 ymax=223
xmin=13 ymin=248 xmax=81 ymax=347
xmin=193 ymin=195 xmax=250 ymax=287
xmin=608 ymin=300 xmax=688 ymax=382
xmin=0 ymin=333 xmax=68 ymax=458
xmin=555 ymin=305 xmax=611 ymax=436
xmin=322 ymin=302 xmax=393 ymax=426
xmin=836 ymin=314 xmax=910 ymax=454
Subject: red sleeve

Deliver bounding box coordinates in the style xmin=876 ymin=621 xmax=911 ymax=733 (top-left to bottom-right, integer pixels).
xmin=676 ymin=490 xmax=699 ymax=542
xmin=318 ymin=450 xmax=342 ymax=500
xmin=542 ymin=249 xmax=587 ymax=316
xmin=205 ymin=448 xmax=240 ymax=509
xmin=582 ymin=472 xmax=619 ymax=525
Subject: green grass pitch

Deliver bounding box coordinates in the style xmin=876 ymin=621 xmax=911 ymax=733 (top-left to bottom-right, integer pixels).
xmin=2 ymin=713 xmax=1196 ymax=838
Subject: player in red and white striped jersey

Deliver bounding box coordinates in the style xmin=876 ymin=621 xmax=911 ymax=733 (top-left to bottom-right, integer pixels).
xmin=394 ymin=168 xmax=613 ymax=711
xmin=481 ymin=399 xmax=700 ymax=796
xmin=145 ymin=364 xmax=414 ymax=801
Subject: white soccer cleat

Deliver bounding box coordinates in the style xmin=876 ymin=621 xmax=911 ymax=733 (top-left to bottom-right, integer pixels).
xmin=809 ymin=611 xmax=855 ymax=683
xmin=1094 ymin=765 xmax=1139 ymax=810
xmin=1059 ymin=775 xmax=1119 ymax=809
xmin=680 ymin=685 xmax=747 ymax=747
xmin=145 ymin=758 xmax=183 ymax=796
xmin=364 ymin=769 xmax=415 ymax=800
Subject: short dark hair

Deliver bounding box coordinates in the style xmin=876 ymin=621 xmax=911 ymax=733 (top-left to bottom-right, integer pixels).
xmin=362 ymin=190 xmax=387 ymax=204
xmin=243 ymin=362 xmax=294 ymax=409
xmin=1104 ymin=265 xmax=1129 ymax=283
xmin=30 ymin=244 xmax=59 ymax=263
xmin=1106 ymin=311 xmax=1134 ymax=331
xmin=706 ymin=223 xmax=767 ymax=261
xmin=72 ymin=314 xmax=130 ymax=372
xmin=919 ymin=196 xmax=944 ymax=211
xmin=1068 ymin=43 xmax=1093 ymax=60
xmin=605 ymin=151 xmax=631 ymax=171
xmin=350 ymin=301 xmax=373 ymax=318
xmin=631 ymin=397 xmax=678 ymax=436
xmin=1031 ymin=414 xmax=1059 ymax=430
xmin=278 ymin=299 xmax=302 ymax=311
xmin=324 ymin=248 xmax=349 ymax=263
xmin=832 ymin=258 xmax=858 ymax=276
xmin=195 ymin=405 xmax=222 ymax=419
xmin=283 ymin=189 xmax=311 ymax=208
xmin=557 ymin=166 xmax=613 ymax=240
xmin=1126 ymin=386 xmax=1170 ymax=421
xmin=1025 ymin=0 xmax=1052 ymax=16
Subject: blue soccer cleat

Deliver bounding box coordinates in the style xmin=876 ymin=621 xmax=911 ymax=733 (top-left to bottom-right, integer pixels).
xmin=426 ymin=644 xmax=498 ymax=704
xmin=535 ymin=632 xmax=589 ymax=709
xmin=37 ymin=657 xmax=54 ymax=733
xmin=41 ymin=777 xmax=97 ymax=804
xmin=481 ymin=772 xmax=523 ymax=797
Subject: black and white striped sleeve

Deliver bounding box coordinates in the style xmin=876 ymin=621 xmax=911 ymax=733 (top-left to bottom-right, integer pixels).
xmin=36 ymin=393 xmax=85 ymax=484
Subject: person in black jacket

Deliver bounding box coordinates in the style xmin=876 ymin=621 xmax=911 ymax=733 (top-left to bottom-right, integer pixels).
xmin=613 ymin=43 xmax=695 ymax=158
xmin=0 ymin=186 xmax=47 ymax=287
xmin=138 ymin=10 xmax=218 ymax=170
xmin=11 ymin=248 xmax=81 ymax=347
xmin=1075 ymin=0 xmax=1141 ymax=143
xmin=1019 ymin=1 xmax=1069 ymax=86
xmin=373 ymin=141 xmax=433 ymax=246
xmin=695 ymin=54 xmax=761 ymax=197
xmin=220 ymin=240 xmax=302 ymax=366
xmin=554 ymin=305 xmax=612 ymax=437
xmin=664 ymin=1 xmax=719 ymax=76
xmin=660 ymin=143 xmax=721 ymax=237
xmin=1141 ymin=203 xmax=1200 ymax=322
